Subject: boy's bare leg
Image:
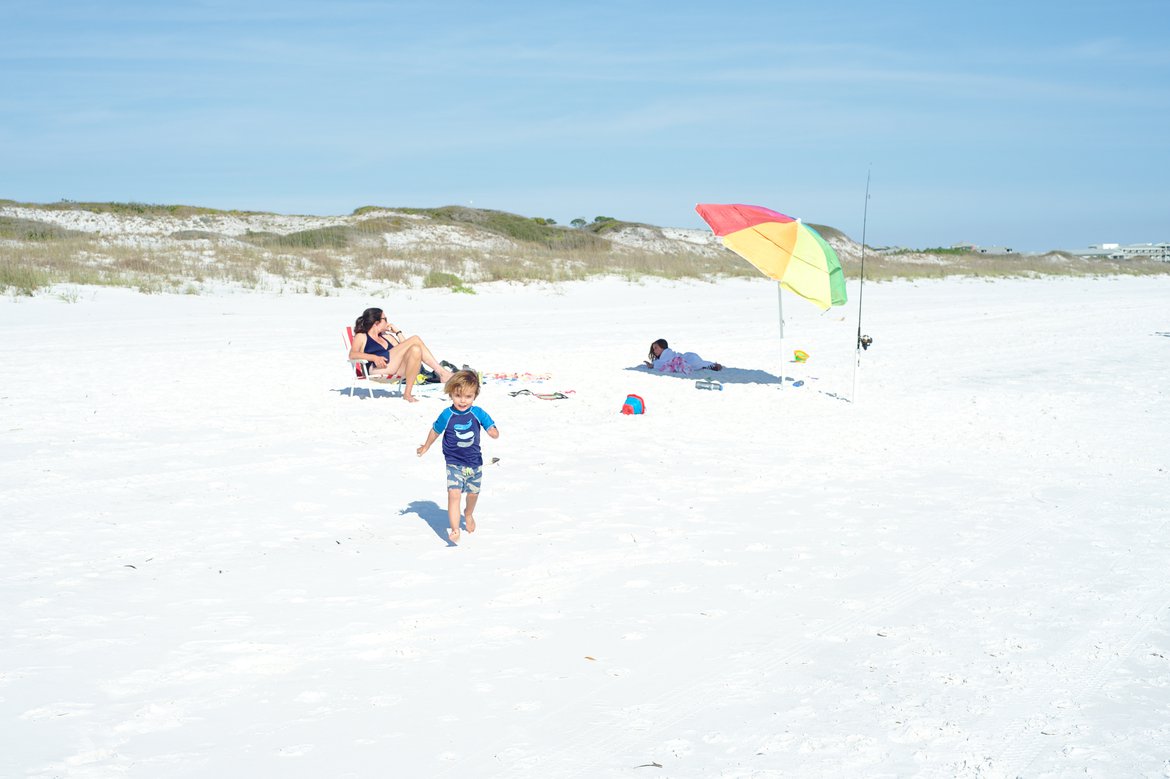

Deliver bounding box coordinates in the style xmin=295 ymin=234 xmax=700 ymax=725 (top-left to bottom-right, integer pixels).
xmin=446 ymin=489 xmax=462 ymax=543
xmin=464 ymin=493 xmax=478 ymax=532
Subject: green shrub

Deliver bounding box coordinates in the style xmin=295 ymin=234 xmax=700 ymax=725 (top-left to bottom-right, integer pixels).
xmin=422 ymin=270 xmax=476 ymax=293
xmin=170 ymin=230 xmax=223 ymax=240
xmin=0 ymin=217 xmax=82 ymax=241
xmin=241 ymin=230 xmax=281 ymax=243
xmin=390 ymin=206 xmax=604 ymax=249
xmin=423 ymin=270 xmax=463 ymax=288
xmin=585 ymin=218 xmax=634 ymax=235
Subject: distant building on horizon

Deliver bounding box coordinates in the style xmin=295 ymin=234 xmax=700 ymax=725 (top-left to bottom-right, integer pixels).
xmin=1117 ymin=242 xmax=1170 ymax=261
xmin=1068 ymin=242 xmax=1170 ymax=261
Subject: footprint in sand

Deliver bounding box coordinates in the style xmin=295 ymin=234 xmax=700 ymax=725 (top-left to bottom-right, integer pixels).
xmin=369 ymin=694 xmax=402 ymax=707
xmin=277 ymin=744 xmax=314 ymax=757
xmin=294 ymin=691 xmax=327 ymax=703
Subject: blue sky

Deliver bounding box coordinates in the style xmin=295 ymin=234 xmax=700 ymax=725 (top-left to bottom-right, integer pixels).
xmin=2 ymin=0 xmax=1167 ymax=250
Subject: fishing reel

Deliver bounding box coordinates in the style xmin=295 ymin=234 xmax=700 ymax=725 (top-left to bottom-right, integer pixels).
xmin=858 ymin=334 xmax=873 ymax=351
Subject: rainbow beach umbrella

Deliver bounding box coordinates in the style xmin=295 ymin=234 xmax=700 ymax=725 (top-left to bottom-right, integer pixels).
xmin=695 ymin=203 xmax=848 ymax=386
xmin=695 ymin=203 xmax=846 ymax=310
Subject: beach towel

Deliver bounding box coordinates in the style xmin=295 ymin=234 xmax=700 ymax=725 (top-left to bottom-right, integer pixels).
xmin=651 ymin=348 xmax=713 ymax=375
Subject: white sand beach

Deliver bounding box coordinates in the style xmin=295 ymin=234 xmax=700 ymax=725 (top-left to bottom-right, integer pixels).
xmin=2 ymin=275 xmax=1169 ymax=777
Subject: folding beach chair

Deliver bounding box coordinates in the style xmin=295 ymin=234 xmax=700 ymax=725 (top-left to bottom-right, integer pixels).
xmin=344 ymin=326 xmax=404 ymax=398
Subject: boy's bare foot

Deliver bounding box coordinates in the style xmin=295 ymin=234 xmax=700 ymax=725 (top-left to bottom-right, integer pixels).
xmin=465 ymin=513 xmax=476 ymax=533
xmin=403 ymin=394 xmax=419 ymax=403
xmin=448 ymin=527 xmax=460 ymax=543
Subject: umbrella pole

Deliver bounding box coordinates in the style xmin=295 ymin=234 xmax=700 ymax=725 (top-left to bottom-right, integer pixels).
xmin=777 ymin=282 xmax=785 ymax=388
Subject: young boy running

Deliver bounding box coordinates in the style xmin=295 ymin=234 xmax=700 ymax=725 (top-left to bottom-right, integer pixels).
xmin=417 ymin=370 xmax=499 ymax=544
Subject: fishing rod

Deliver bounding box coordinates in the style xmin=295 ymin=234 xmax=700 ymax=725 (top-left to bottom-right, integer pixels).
xmin=851 ymin=169 xmax=872 ymax=402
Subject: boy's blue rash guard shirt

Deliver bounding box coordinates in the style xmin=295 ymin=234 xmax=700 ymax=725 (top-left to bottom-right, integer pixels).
xmin=431 ymin=405 xmax=495 ymax=467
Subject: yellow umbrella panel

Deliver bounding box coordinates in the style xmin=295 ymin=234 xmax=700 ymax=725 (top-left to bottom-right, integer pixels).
xmin=720 ymin=218 xmax=846 ymax=311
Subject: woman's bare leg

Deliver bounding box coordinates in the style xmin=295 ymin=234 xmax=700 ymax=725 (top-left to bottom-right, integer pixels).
xmin=398 ymin=345 xmax=423 ymax=402
xmin=380 ymin=344 xmax=423 ymax=401
xmin=381 ymin=343 xmax=418 ymax=377
xmin=396 ymin=335 xmax=453 ymax=380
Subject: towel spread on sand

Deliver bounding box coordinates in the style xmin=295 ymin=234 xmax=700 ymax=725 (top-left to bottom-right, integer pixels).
xmin=652 ymin=348 xmax=713 ymax=375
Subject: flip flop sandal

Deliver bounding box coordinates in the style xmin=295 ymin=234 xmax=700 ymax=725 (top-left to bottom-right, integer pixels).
xmin=536 ymin=392 xmax=570 ymax=400
xmin=509 ymin=389 xmax=533 ymax=397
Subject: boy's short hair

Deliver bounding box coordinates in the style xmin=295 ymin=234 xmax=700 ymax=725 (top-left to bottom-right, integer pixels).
xmin=444 ymin=369 xmax=480 ymax=397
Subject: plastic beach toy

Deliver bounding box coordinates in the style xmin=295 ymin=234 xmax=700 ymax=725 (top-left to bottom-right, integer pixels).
xmin=620 ymin=394 xmax=645 ymax=415
xmin=793 ymin=349 xmax=809 ymax=363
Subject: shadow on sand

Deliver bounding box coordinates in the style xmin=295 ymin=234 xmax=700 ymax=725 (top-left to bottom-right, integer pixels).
xmin=330 ymin=385 xmax=447 ymax=400
xmin=623 ymin=364 xmax=785 ymax=385
xmin=332 ymin=386 xmax=402 ymax=399
xmin=400 ymin=500 xmax=456 ymax=546
xmin=625 ymin=364 xmax=850 ymax=401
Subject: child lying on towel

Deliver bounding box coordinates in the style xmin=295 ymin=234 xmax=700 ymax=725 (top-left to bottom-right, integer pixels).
xmin=643 ymin=338 xmax=723 ymax=374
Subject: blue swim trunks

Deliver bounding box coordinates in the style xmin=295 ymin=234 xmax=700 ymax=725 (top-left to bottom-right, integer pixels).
xmin=446 ymin=463 xmax=482 ymax=494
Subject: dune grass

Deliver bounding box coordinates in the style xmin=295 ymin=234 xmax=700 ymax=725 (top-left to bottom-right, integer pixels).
xmin=841 ymin=251 xmax=1170 ymax=282
xmin=0 ymin=261 xmax=53 ymax=296
xmin=5 ymin=233 xmax=1166 ymax=298
xmin=374 ymin=205 xmax=610 ymax=250
xmin=2 ymin=202 xmax=1167 ymax=297
xmin=2 ymin=199 xmax=264 ymax=218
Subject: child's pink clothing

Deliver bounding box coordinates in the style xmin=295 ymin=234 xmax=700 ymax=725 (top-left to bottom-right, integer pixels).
xmin=651 ymin=348 xmax=715 ymax=375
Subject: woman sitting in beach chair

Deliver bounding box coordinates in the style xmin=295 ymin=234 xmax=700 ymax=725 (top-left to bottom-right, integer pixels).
xmin=643 ymin=338 xmax=723 ymax=374
xmin=349 ymin=307 xmax=454 ymax=403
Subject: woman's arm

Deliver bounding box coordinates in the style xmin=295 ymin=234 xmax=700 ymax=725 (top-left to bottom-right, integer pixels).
xmin=348 ymin=332 xmax=387 ymax=368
